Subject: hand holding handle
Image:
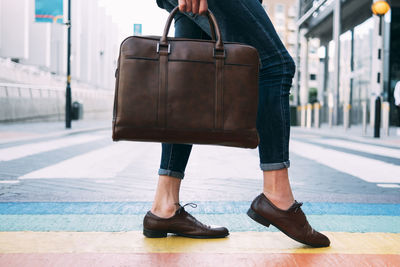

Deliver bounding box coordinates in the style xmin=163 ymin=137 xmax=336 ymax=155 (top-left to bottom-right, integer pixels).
xmin=159 ymin=6 xmax=224 ymax=52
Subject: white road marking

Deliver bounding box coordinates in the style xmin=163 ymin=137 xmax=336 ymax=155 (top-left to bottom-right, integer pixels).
xmin=95 ymin=180 xmax=115 ymax=183
xmin=19 ymin=142 xmax=143 ymax=179
xmin=0 ymin=135 xmax=104 ymax=161
xmin=377 ymin=184 xmax=400 ymax=188
xmin=0 ymin=180 xmax=20 ymax=184
xmin=290 ymin=140 xmax=400 ymax=183
xmin=312 ymin=138 xmax=400 ymax=159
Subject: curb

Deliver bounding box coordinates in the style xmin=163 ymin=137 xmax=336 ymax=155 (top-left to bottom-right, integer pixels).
xmin=0 ymin=125 xmax=110 ymax=145
xmin=292 ymin=127 xmax=400 ymax=148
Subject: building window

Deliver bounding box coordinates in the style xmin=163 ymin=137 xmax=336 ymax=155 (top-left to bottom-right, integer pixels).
xmin=275 ymin=4 xmax=285 ymax=15
xmin=288 ymin=6 xmax=297 ymax=18
xmin=310 ymin=74 xmax=317 ymax=80
xmin=275 ymin=17 xmax=285 ymax=28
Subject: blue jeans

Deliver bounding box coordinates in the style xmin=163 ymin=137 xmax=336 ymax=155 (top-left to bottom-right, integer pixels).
xmin=157 ymin=0 xmax=295 ymax=179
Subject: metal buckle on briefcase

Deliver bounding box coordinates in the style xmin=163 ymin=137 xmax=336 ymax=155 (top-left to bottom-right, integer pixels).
xmin=213 ymin=48 xmax=226 ymax=58
xmin=157 ymin=43 xmax=171 ymax=54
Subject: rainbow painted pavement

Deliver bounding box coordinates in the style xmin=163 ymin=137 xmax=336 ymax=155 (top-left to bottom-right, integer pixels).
xmin=0 ymin=125 xmax=400 ymax=266
xmin=0 ymin=201 xmax=399 ymax=266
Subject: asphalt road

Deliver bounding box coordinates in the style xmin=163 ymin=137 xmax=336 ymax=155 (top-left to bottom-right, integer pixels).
xmin=0 ymin=127 xmax=399 ymax=204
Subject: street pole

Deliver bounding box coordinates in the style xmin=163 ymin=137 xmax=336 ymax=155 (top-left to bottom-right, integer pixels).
xmin=374 ymin=15 xmax=383 ymax=138
xmin=65 ymin=0 xmax=72 ymax=128
xmin=293 ymin=0 xmax=302 ymax=108
xmin=332 ymin=0 xmax=341 ymax=126
xmin=371 ymin=0 xmax=391 ymax=137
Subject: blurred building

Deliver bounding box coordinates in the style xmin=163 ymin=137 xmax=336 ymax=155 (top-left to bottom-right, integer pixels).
xmin=295 ymin=0 xmax=400 ymax=128
xmin=261 ymin=0 xmax=298 ymax=56
xmin=0 ymin=0 xmax=119 ymax=90
xmin=262 ymin=0 xmax=319 ymax=105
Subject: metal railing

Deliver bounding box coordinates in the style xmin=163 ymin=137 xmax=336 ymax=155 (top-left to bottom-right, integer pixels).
xmin=297 ymin=0 xmax=333 ymax=27
xmin=300 ymin=0 xmax=316 ymax=17
xmin=0 ymin=83 xmax=113 ymax=99
xmin=0 ymin=83 xmax=64 ymax=99
xmin=0 ymin=83 xmax=114 ymax=122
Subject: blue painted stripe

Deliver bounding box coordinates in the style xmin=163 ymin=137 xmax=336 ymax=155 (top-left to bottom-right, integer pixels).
xmin=0 ymin=201 xmax=399 ymax=216
xmin=0 ymin=214 xmax=399 ymax=233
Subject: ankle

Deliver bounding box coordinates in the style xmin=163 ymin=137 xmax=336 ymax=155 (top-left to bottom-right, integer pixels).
xmin=151 ymin=175 xmax=182 ymax=218
xmin=151 ymin=203 xmax=178 ymax=218
xmin=263 ymin=191 xmax=294 ymax=210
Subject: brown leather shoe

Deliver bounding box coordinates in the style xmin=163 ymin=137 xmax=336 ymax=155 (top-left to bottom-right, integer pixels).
xmin=247 ymin=193 xmax=330 ymax=248
xmin=143 ymin=203 xmax=229 ymax=239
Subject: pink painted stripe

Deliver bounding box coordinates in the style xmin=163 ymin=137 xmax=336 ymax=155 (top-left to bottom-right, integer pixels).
xmin=35 ymin=14 xmax=55 ymax=18
xmin=0 ymin=253 xmax=399 ymax=267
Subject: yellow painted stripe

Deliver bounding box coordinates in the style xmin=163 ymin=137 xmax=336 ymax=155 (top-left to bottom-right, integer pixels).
xmin=0 ymin=232 xmax=399 ymax=254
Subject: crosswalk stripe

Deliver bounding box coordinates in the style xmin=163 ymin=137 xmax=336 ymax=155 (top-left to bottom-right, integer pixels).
xmin=18 ymin=142 xmax=155 ymax=179
xmin=311 ymin=138 xmax=400 ymax=159
xmin=1 ymin=253 xmax=398 ymax=267
xmin=1 ymin=201 xmax=399 ymax=216
xmin=0 ymin=180 xmax=20 ymax=184
xmin=290 ymin=140 xmax=400 ymax=184
xmin=0 ymin=232 xmax=399 ymax=254
xmin=377 ymin=184 xmax=400 ymax=188
xmin=0 ymin=135 xmax=105 ymax=161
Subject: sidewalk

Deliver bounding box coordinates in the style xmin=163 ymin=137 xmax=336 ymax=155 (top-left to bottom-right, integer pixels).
xmin=0 ymin=119 xmax=111 ymax=144
xmin=293 ymin=124 xmax=400 ymax=148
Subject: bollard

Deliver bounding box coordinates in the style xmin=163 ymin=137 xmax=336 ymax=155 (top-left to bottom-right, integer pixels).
xmin=297 ymin=106 xmax=302 ymax=126
xmin=362 ymin=101 xmax=367 ymax=136
xmin=374 ymin=97 xmax=381 ymax=138
xmin=328 ymin=107 xmax=333 ymax=128
xmin=382 ymin=101 xmax=390 ymax=136
xmin=301 ymin=105 xmax=306 ymax=128
xmin=313 ymin=102 xmax=320 ymax=128
xmin=306 ymin=104 xmax=312 ymax=128
xmin=343 ymin=103 xmax=351 ymax=130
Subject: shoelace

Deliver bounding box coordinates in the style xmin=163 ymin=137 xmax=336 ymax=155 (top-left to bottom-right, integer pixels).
xmin=290 ymin=201 xmax=303 ymax=213
xmin=174 ymin=202 xmax=198 ymax=214
xmin=174 ymin=202 xmax=210 ymax=228
xmin=175 ymin=202 xmax=211 ymax=229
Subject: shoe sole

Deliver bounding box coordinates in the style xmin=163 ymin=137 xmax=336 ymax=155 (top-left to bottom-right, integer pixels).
xmin=246 ymin=208 xmax=329 ymax=248
xmin=143 ymin=228 xmax=229 ymax=239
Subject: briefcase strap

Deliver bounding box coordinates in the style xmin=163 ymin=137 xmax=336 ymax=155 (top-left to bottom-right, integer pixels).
xmin=157 ymin=48 xmax=169 ymax=128
xmin=215 ymin=54 xmax=224 ymax=129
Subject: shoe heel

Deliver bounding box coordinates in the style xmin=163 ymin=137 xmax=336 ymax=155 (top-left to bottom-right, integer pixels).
xmin=143 ymin=228 xmax=168 ymax=238
xmin=247 ymin=208 xmax=271 ymax=227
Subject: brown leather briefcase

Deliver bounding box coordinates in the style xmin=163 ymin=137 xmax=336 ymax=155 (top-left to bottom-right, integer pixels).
xmin=112 ymin=6 xmax=260 ymax=148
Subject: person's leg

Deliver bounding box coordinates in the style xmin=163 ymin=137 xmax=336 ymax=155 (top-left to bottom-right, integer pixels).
xmin=151 ymin=144 xmax=192 ymax=218
xmin=257 ymin=51 xmax=295 ymax=209
xmin=150 ymin=13 xmax=211 ymax=219
xmin=144 ymin=11 xmax=228 ymax=238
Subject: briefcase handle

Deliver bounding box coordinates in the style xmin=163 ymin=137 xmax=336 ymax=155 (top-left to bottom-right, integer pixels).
xmin=159 ymin=6 xmax=224 ymax=52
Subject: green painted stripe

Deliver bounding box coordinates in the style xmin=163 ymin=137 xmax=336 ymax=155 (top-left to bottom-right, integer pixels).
xmin=0 ymin=214 xmax=399 ymax=233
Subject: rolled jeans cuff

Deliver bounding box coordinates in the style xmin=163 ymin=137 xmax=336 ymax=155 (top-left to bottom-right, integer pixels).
xmin=260 ymin=161 xmax=290 ymax=171
xmin=158 ymin=168 xmax=185 ymax=179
